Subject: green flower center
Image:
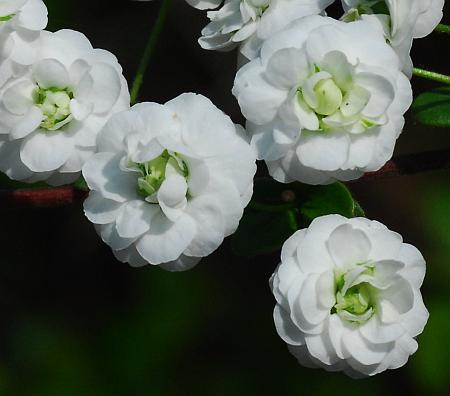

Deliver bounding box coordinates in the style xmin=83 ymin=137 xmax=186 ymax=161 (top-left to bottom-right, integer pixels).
xmin=297 ymin=69 xmax=379 ymax=133
xmin=131 ymin=150 xmax=189 ymax=200
xmin=332 ymin=265 xmax=376 ymax=324
xmin=311 ymin=78 xmax=343 ymax=116
xmin=34 ymin=86 xmax=74 ymax=131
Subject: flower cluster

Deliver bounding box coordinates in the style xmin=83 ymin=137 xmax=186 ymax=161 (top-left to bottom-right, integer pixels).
xmin=0 ymin=0 xmax=438 ymax=380
xmin=187 ymin=0 xmax=334 ymax=60
xmin=187 ymin=0 xmax=438 ymax=377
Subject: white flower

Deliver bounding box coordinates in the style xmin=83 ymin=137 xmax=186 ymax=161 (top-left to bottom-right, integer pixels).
xmin=0 ymin=29 xmax=130 ymax=185
xmin=270 ymin=214 xmax=429 ymax=377
xmin=188 ymin=0 xmax=333 ymax=60
xmin=82 ymin=93 xmax=256 ymax=272
xmin=232 ymin=16 xmax=412 ymax=185
xmin=0 ymin=0 xmax=48 ymax=84
xmin=341 ymin=0 xmax=445 ymax=75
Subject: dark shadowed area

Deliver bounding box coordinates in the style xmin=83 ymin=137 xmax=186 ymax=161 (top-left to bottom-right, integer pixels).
xmin=0 ymin=1 xmax=449 ymax=395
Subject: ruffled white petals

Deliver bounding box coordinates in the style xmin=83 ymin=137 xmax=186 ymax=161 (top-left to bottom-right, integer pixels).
xmin=186 ymin=0 xmax=222 ymax=10
xmin=233 ymin=16 xmax=412 ymax=185
xmin=184 ymin=196 xmax=225 ymax=257
xmin=160 ymin=255 xmax=202 ymax=272
xmin=341 ymin=0 xmax=444 ymax=73
xmin=233 ymin=62 xmax=287 ymax=125
xmin=189 ymin=0 xmax=332 ymax=60
xmin=83 ymin=94 xmax=256 ymax=271
xmin=32 ymin=58 xmax=70 ymax=89
xmin=20 ymin=130 xmax=74 ymax=172
xmin=83 ymin=153 xmax=138 ymax=202
xmin=270 ymin=215 xmax=428 ymax=376
xmin=136 ymin=213 xmax=197 ymax=264
xmin=327 ymin=223 xmax=371 ymax=268
xmin=115 ymin=200 xmax=158 ymax=239
xmin=83 ymin=192 xmax=122 ymax=225
xmin=0 ymin=28 xmax=129 ymax=185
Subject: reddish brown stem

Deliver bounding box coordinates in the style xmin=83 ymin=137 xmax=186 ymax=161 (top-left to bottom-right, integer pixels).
xmin=0 ymin=149 xmax=448 ymax=207
xmin=357 ymin=148 xmax=450 ymax=182
xmin=0 ymin=186 xmax=88 ymax=208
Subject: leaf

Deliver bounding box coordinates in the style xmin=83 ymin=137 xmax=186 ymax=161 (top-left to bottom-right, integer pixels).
xmin=231 ymin=178 xmax=362 ymax=257
xmin=0 ymin=172 xmax=48 ymax=190
xmin=231 ymin=208 xmax=299 ymax=257
xmin=412 ymin=87 xmax=450 ymax=127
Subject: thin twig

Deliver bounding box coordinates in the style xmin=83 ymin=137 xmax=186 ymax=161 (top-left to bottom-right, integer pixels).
xmin=0 ymin=187 xmax=88 ymax=208
xmin=0 ymin=150 xmax=449 ymax=207
xmin=357 ymin=148 xmax=450 ymax=182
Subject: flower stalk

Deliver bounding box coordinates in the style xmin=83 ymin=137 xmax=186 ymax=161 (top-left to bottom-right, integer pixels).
xmin=130 ymin=0 xmax=172 ymax=105
xmin=412 ymin=67 xmax=450 ymax=85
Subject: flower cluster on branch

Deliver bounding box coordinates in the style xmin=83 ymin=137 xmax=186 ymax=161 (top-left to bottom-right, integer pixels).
xmin=1 ymin=0 xmax=446 ymax=379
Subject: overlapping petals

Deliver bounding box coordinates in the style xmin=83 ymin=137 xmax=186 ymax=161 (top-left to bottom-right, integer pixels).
xmin=82 ymin=93 xmax=256 ymax=271
xmin=0 ymin=0 xmax=48 ymax=84
xmin=187 ymin=0 xmax=333 ymax=60
xmin=341 ymin=0 xmax=445 ymax=75
xmin=0 ymin=29 xmax=130 ymax=185
xmin=233 ymin=16 xmax=412 ymax=185
xmin=270 ymin=214 xmax=429 ymax=377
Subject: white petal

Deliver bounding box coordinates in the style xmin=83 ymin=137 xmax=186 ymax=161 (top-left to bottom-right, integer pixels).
xmin=20 ymin=130 xmax=74 ymax=172
xmin=84 ymin=191 xmax=123 ymax=224
xmin=82 ymin=152 xmax=138 ymax=202
xmin=274 ymin=305 xmax=306 ymax=346
xmin=115 ymin=200 xmax=158 ymax=239
xmin=327 ymin=223 xmax=371 ymax=268
xmin=184 ymin=196 xmax=225 ymax=257
xmin=135 ymin=212 xmax=196 ymax=265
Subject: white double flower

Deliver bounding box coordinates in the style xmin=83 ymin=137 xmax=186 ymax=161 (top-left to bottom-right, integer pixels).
xmin=187 ymin=0 xmax=333 ymax=60
xmin=341 ymin=0 xmax=445 ymax=75
xmin=233 ymin=16 xmax=412 ymax=185
xmin=271 ymin=214 xmax=429 ymax=377
xmin=0 ymin=29 xmax=130 ymax=185
xmin=82 ymin=93 xmax=256 ymax=271
xmin=0 ymin=0 xmax=48 ymax=85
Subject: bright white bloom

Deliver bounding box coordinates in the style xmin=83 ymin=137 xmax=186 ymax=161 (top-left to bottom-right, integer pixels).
xmin=233 ymin=16 xmax=412 ymax=185
xmin=271 ymin=214 xmax=428 ymax=377
xmin=187 ymin=0 xmax=334 ymax=60
xmin=341 ymin=0 xmax=445 ymax=75
xmin=0 ymin=29 xmax=130 ymax=185
xmin=82 ymin=93 xmax=256 ymax=272
xmin=0 ymin=0 xmax=48 ymax=84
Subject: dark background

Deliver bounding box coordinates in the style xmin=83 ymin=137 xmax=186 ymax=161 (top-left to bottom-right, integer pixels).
xmin=0 ymin=1 xmax=449 ymax=394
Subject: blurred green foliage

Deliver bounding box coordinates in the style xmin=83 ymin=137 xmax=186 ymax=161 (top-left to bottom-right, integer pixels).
xmin=412 ymin=87 xmax=450 ymax=127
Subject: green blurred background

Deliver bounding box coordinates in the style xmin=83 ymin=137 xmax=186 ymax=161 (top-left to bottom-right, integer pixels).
xmin=0 ymin=1 xmax=449 ymax=394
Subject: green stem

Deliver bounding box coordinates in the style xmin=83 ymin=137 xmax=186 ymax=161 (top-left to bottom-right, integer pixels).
xmin=130 ymin=0 xmax=172 ymax=105
xmin=412 ymin=67 xmax=450 ymax=85
xmin=435 ymin=23 xmax=450 ymax=35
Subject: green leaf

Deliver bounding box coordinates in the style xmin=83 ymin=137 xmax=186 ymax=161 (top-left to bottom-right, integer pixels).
xmin=73 ymin=176 xmax=89 ymax=191
xmin=412 ymin=87 xmax=450 ymax=127
xmin=0 ymin=172 xmax=48 ymax=190
xmin=231 ymin=208 xmax=299 ymax=257
xmin=231 ymin=178 xmax=362 ymax=257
